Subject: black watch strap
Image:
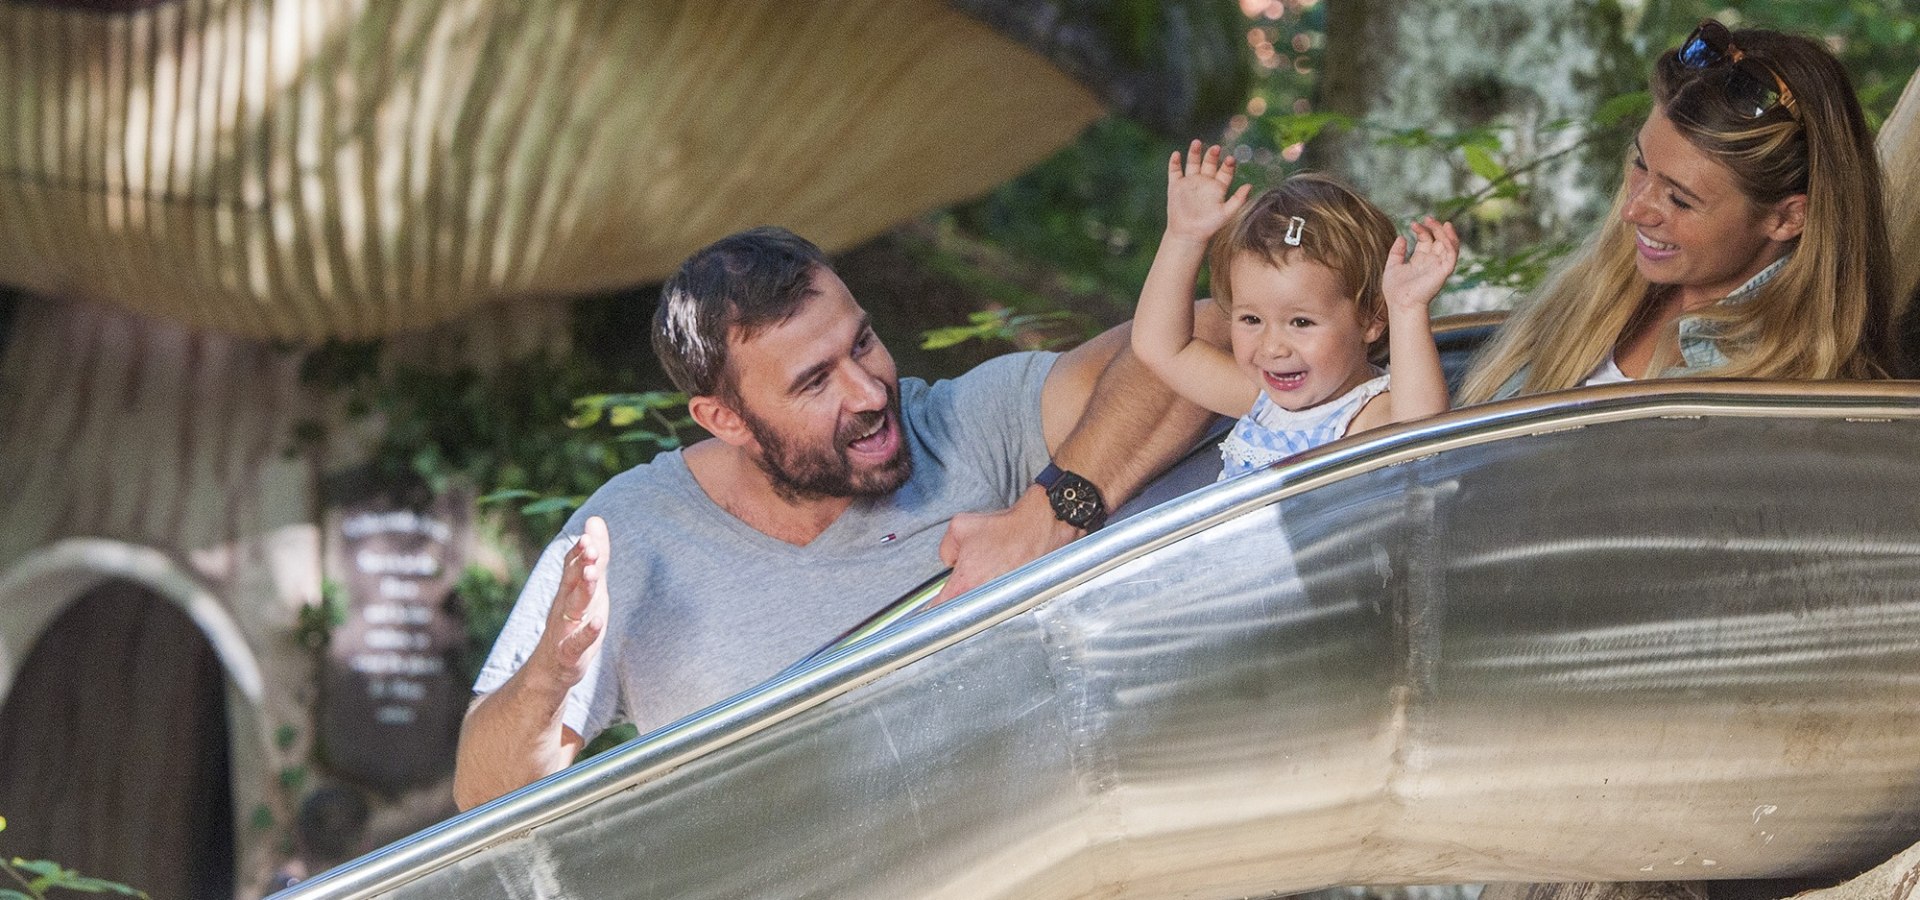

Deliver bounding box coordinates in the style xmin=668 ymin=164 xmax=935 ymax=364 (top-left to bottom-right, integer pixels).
xmin=1034 ymin=463 xmax=1108 ymax=532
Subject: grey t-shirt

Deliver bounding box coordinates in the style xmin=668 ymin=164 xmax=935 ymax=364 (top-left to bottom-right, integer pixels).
xmin=474 ymin=351 xmax=1057 ymax=740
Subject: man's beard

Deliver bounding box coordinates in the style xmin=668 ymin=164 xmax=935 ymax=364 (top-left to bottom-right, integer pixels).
xmin=738 ymin=385 xmax=913 ymax=503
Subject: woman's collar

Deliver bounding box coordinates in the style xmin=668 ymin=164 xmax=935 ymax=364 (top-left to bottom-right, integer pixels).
xmin=1721 ymin=253 xmax=1791 ymax=305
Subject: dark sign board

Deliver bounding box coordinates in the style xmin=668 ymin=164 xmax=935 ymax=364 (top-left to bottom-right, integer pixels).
xmin=320 ymin=475 xmax=470 ymax=793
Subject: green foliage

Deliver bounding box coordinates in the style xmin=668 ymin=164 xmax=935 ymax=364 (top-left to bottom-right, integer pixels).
xmin=1268 ymin=111 xmax=1350 ymax=148
xmin=1593 ymin=90 xmax=1655 ymax=127
xmin=0 ymin=818 xmax=149 ymax=899
xmin=937 ymin=1 xmax=1328 ymax=312
xmin=295 ymin=579 xmax=349 ymax=650
xmin=1455 ymin=241 xmax=1582 ymax=293
xmin=947 ymin=0 xmax=1920 ymax=313
xmin=920 ymin=309 xmax=1085 ymax=352
xmin=452 ymin=566 xmax=517 ymax=686
xmin=946 ymin=116 xmax=1179 ymax=317
xmin=278 ymin=765 xmax=308 ymax=792
xmin=576 ymin=723 xmax=639 ymax=762
xmin=300 ymin=344 xmax=687 ymax=538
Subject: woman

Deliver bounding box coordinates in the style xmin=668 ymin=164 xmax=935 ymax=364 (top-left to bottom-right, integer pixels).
xmin=1459 ymin=20 xmax=1901 ymax=404
xmin=1471 ymin=23 xmax=1907 ymax=900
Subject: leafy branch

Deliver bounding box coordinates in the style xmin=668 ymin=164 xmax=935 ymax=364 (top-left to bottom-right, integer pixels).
xmin=1436 ymin=137 xmax=1600 ymax=223
xmin=921 ymin=309 xmax=1090 ymax=352
xmin=1 ymin=817 xmax=148 ymax=900
xmin=474 ymin=390 xmax=693 ymax=524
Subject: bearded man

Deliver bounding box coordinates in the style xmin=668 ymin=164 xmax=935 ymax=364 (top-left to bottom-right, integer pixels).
xmin=454 ymin=227 xmax=1218 ymax=809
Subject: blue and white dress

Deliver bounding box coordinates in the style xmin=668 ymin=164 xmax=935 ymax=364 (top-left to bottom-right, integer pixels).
xmin=1217 ymin=369 xmax=1391 ymax=481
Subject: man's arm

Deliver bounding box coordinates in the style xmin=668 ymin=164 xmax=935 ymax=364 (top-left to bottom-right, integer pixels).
xmin=935 ymin=302 xmax=1228 ymax=600
xmin=453 ymin=516 xmax=611 ymax=810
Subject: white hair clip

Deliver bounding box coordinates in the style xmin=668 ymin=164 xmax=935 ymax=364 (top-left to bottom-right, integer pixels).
xmin=1284 ymin=215 xmax=1306 ymax=246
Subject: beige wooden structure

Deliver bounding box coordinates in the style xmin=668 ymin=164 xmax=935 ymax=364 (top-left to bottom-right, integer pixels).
xmin=0 ymin=0 xmax=1101 ymax=340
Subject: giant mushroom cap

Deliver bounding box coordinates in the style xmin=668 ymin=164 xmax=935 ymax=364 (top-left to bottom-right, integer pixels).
xmin=0 ymin=0 xmax=1239 ymax=341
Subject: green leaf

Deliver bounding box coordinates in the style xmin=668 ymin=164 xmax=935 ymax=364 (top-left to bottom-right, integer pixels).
xmin=12 ymin=860 xmax=62 ymax=880
xmin=0 ymin=888 xmax=34 ymax=900
xmin=633 ymin=391 xmax=687 ymax=411
xmin=520 ymin=496 xmax=582 ymax=517
xmin=1463 ymin=145 xmax=1506 ymax=183
xmin=1265 ymin=111 xmax=1352 ymax=147
xmin=478 ymin=489 xmax=541 ymax=505
xmin=1593 ymin=90 xmax=1652 ymax=127
xmin=52 ymin=874 xmax=143 ymax=894
xmin=565 ymin=398 xmax=607 ymax=429
xmin=1382 ymin=126 xmax=1433 ymax=149
xmin=919 ymin=325 xmax=991 ymax=350
xmin=275 ymin=724 xmax=298 ymax=751
xmin=613 ymin=431 xmax=677 ymax=449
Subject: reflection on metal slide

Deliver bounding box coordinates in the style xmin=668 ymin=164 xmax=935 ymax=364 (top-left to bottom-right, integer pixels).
xmin=278 ymin=380 xmax=1920 ymax=900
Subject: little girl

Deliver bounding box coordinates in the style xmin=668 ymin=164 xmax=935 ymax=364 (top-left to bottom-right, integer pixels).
xmin=1133 ymin=142 xmax=1460 ymax=480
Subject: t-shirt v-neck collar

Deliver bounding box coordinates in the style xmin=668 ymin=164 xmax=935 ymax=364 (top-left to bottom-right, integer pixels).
xmin=656 ymin=449 xmax=891 ymax=559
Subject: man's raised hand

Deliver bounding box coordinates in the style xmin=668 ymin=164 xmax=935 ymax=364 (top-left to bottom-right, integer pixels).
xmin=542 ymin=515 xmax=610 ymax=687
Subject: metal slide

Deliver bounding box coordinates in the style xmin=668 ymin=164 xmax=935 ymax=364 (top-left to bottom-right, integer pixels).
xmin=278 ymin=380 xmax=1920 ymax=899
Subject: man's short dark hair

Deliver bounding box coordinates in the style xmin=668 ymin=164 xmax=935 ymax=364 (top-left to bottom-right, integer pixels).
xmin=653 ymin=226 xmax=832 ymax=398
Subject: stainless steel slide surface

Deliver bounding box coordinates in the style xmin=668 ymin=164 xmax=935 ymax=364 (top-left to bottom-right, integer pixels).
xmin=278 ymin=380 xmax=1920 ymax=899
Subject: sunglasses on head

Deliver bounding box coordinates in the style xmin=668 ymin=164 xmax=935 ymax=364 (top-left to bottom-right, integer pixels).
xmin=1676 ymin=19 xmax=1799 ymax=120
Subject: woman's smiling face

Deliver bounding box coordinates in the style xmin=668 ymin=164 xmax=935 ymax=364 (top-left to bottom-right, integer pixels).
xmin=1621 ymin=107 xmax=1803 ymax=309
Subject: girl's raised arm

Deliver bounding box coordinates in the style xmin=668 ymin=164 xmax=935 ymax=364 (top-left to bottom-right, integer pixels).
xmin=1378 ymin=216 xmax=1458 ymax=424
xmin=1132 ymin=141 xmax=1258 ymax=418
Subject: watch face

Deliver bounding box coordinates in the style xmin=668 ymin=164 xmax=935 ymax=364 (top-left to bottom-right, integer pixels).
xmin=1046 ymin=471 xmax=1106 ymax=529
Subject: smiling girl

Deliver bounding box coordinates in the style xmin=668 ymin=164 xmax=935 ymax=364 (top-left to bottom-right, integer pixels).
xmin=1132 ymin=143 xmax=1459 ymax=480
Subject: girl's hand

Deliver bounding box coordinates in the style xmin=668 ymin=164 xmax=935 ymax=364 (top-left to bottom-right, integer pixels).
xmin=1382 ymin=216 xmax=1460 ymax=314
xmin=1165 ymin=140 xmax=1253 ymax=245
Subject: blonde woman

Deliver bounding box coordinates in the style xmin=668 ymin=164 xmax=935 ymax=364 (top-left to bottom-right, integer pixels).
xmin=1460 ymin=20 xmax=1901 ymax=404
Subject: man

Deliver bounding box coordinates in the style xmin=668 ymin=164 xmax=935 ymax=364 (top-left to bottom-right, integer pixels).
xmin=453 ymin=227 xmax=1219 ymax=809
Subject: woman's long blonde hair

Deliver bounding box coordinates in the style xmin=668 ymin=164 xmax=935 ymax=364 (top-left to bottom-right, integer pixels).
xmin=1459 ymin=27 xmax=1898 ymax=404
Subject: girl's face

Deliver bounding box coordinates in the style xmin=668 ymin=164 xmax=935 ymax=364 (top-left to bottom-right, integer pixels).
xmin=1621 ymin=108 xmax=1801 ymax=309
xmin=1226 ymin=254 xmax=1384 ymax=413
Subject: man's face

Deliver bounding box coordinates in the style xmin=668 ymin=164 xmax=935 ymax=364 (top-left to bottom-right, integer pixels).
xmin=721 ymin=267 xmax=910 ymax=502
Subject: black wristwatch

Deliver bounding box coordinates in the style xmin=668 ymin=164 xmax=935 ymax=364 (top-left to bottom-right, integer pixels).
xmin=1034 ymin=463 xmax=1108 ymax=532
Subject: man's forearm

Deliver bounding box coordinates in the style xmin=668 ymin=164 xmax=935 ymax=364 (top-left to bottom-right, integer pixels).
xmin=1052 ymin=318 xmax=1223 ymax=507
xmin=453 ymin=662 xmax=583 ymax=810
xmin=933 ymin=307 xmax=1226 ymax=601
xmin=455 ymin=518 xmax=610 ymax=809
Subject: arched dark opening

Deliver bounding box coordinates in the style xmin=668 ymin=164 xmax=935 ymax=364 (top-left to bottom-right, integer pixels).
xmin=0 ymin=578 xmax=234 ymax=899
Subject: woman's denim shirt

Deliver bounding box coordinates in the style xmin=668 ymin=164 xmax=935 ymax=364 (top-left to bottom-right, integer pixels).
xmin=1490 ymin=255 xmax=1790 ymax=400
